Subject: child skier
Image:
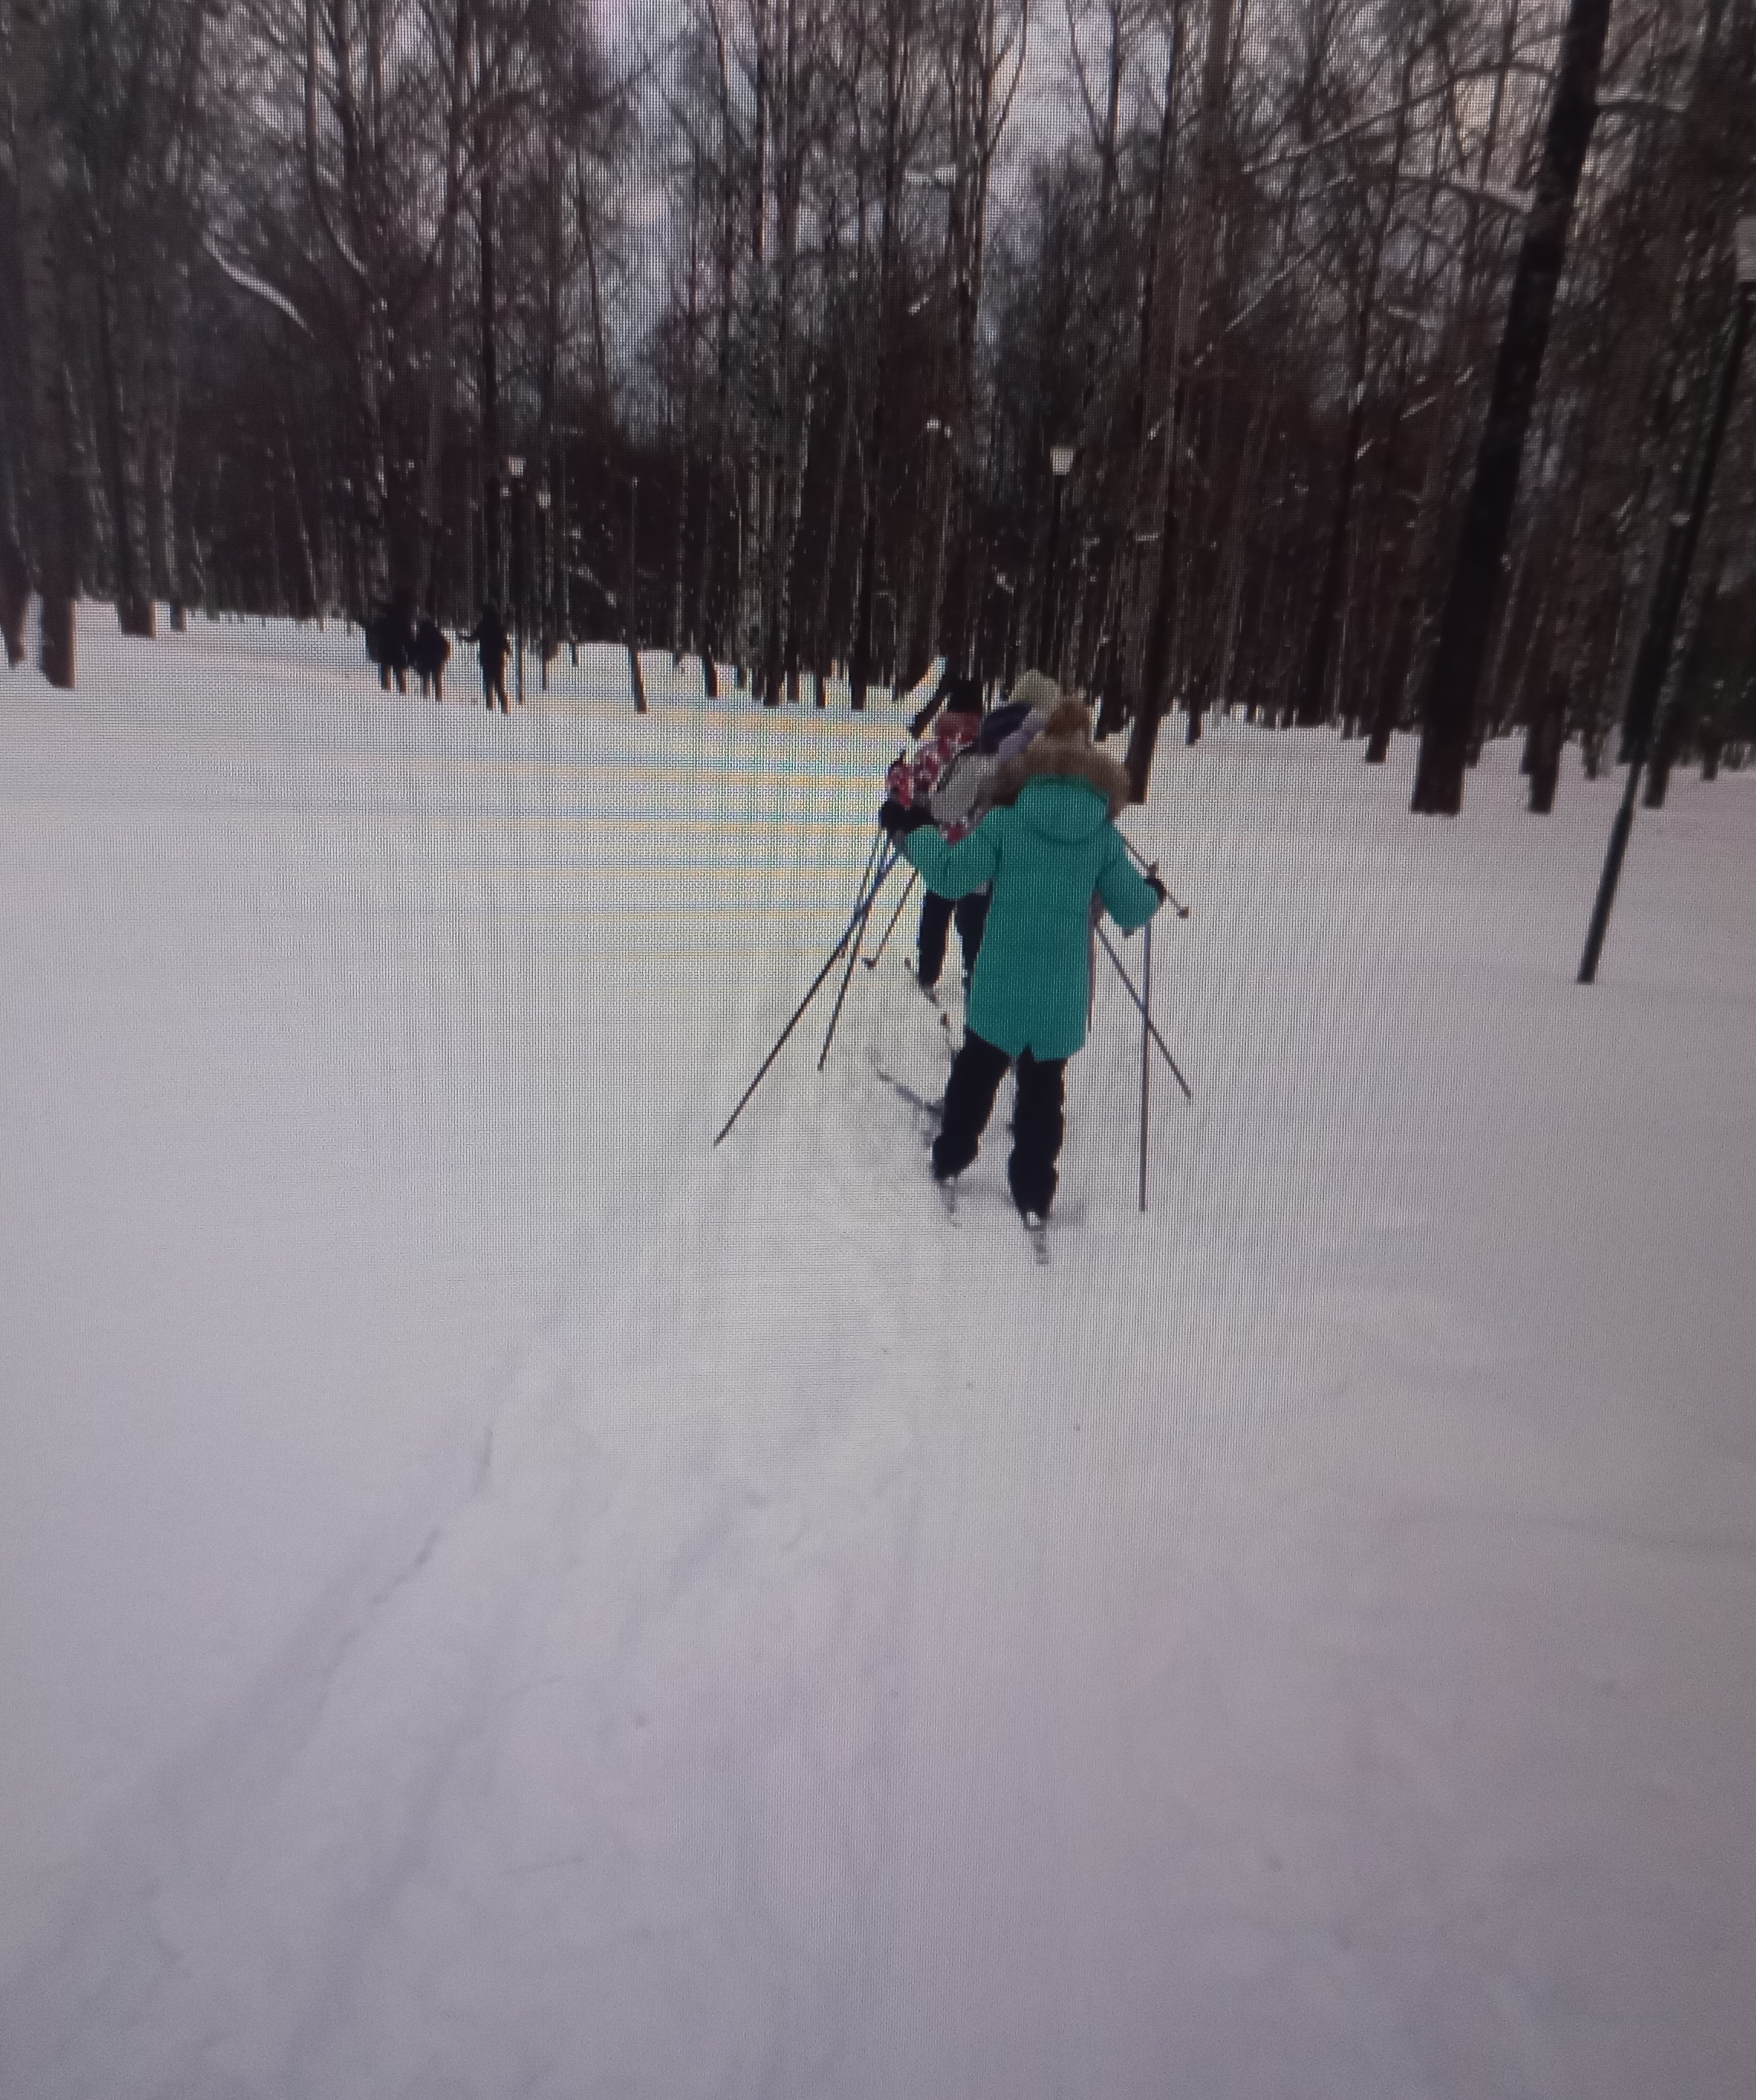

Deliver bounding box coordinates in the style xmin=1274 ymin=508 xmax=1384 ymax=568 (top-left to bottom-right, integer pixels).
xmin=884 ymin=675 xmax=989 ymax=995
xmin=880 ymin=698 xmax=1165 ymax=1224
xmin=990 ymin=668 xmax=1059 ymax=759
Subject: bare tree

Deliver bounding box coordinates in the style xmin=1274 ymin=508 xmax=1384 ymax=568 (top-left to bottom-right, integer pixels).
xmin=1410 ymin=0 xmax=1614 ymax=813
xmin=9 ymin=0 xmax=81 ymax=682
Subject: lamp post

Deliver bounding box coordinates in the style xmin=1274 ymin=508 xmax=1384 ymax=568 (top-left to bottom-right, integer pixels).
xmin=507 ymin=453 xmax=525 ymax=706
xmin=535 ymin=483 xmax=551 ymax=692
xmin=1037 ymin=443 xmax=1075 ymax=671
xmin=1579 ymin=218 xmax=1756 ymax=983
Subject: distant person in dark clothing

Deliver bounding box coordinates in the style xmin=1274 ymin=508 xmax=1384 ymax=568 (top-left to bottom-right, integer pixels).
xmin=463 ymin=600 xmax=511 ymax=712
xmin=411 ymin=614 xmax=451 ymax=701
xmin=369 ymin=589 xmax=415 ymax=694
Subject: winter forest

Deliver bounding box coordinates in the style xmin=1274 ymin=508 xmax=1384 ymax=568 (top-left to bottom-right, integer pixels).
xmin=5 ymin=0 xmax=1756 ymax=812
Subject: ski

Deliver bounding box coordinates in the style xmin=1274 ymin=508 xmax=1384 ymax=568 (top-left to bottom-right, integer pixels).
xmin=873 ymin=1068 xmax=945 ymax=1121
xmin=874 ymin=1060 xmax=1069 ymax=1258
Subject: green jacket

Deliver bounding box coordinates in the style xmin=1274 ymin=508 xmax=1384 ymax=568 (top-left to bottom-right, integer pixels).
xmin=903 ymin=740 xmax=1161 ymax=1060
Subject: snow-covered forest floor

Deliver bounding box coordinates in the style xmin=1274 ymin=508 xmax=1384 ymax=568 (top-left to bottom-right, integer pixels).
xmin=2 ymin=610 xmax=1754 ymax=2100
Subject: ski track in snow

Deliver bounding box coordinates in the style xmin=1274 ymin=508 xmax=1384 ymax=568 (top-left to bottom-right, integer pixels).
xmin=2 ymin=611 xmax=1755 ymax=2099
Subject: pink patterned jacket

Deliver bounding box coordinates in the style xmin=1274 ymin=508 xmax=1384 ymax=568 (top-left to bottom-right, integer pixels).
xmin=885 ymin=714 xmax=982 ymax=843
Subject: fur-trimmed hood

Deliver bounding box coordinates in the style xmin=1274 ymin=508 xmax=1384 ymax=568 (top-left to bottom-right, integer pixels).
xmin=990 ymin=733 xmax=1133 ymax=824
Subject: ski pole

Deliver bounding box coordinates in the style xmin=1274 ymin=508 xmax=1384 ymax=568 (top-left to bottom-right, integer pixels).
xmin=1097 ymin=925 xmax=1192 ymax=1102
xmin=850 ymin=823 xmax=885 ymax=916
xmin=863 ymin=868 xmax=919 ymax=969
xmin=1117 ymin=831 xmax=1190 ymax=917
xmin=818 ymin=847 xmax=902 ymax=1070
xmin=714 ymin=837 xmax=896 ymax=1148
xmin=818 ymin=824 xmax=902 ymax=1082
xmin=714 ymin=939 xmax=860 ymax=1147
xmin=1138 ymin=914 xmax=1153 ymax=1212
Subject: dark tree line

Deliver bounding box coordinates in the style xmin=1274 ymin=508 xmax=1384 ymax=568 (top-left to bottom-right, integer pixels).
xmin=5 ymin=0 xmax=1756 ymax=808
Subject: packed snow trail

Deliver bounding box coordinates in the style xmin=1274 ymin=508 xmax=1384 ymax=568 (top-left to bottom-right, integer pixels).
xmin=2 ymin=612 xmax=1754 ymax=2098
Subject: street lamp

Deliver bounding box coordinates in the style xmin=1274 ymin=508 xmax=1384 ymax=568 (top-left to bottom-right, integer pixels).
xmin=1579 ymin=217 xmax=1756 ymax=983
xmin=1037 ymin=442 xmax=1075 ymax=671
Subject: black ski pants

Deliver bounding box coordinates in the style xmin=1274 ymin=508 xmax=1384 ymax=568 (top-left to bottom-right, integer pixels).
xmin=932 ymin=1027 xmax=1067 ymax=1217
xmin=480 ymin=658 xmax=509 ymax=711
xmin=917 ymin=888 xmax=990 ymax=990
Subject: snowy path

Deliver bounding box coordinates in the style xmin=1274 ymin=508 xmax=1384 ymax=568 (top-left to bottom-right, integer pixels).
xmin=2 ymin=614 xmax=1754 ymax=2098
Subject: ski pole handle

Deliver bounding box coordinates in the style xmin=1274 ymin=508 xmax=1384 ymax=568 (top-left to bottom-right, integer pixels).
xmin=1120 ymin=833 xmax=1190 ymax=916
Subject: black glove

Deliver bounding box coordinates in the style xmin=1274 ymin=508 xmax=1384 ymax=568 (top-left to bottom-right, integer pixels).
xmin=880 ymin=799 xmax=935 ymax=839
xmin=1145 ymin=872 xmax=1168 ymax=904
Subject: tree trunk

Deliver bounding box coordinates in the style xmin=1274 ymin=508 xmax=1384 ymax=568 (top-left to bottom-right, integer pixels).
xmin=1410 ymin=0 xmax=1612 ymax=814
xmin=766 ymin=346 xmax=818 ymax=710
xmin=1292 ymin=392 xmax=1370 ymax=727
xmin=1092 ymin=43 xmax=1179 ymax=744
xmin=12 ymin=0 xmax=78 ymax=684
xmin=848 ymin=467 xmax=882 ymax=710
xmin=1124 ymin=0 xmax=1234 ymax=803
xmin=141 ymin=256 xmax=188 ymax=626
xmin=849 ymin=0 xmax=915 ymax=713
xmin=625 ymin=473 xmax=648 ymax=714
xmin=1294 ymin=35 xmax=1414 ymax=734
xmin=416 ymin=0 xmax=471 ymax=610
xmin=480 ymin=166 xmax=502 ymax=606
xmin=811 ymin=371 xmax=855 ymax=704
xmin=1525 ymin=673 xmax=1567 ymax=813
xmin=281 ymin=414 xmax=320 ymax=621
xmin=1644 ymin=550 xmax=1728 ymax=809
xmin=0 ymin=404 xmax=28 ymax=664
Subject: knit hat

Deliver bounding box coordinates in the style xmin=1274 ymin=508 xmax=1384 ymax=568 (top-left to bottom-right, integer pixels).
xmin=1009 ymin=668 xmax=1060 ymax=714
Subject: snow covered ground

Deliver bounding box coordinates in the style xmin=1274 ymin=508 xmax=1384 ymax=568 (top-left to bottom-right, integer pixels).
xmin=2 ymin=609 xmax=1753 ymax=2100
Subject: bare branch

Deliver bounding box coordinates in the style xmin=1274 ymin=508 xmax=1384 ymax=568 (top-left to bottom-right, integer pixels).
xmin=1595 ymin=95 xmax=1686 ymax=125
xmin=302 ymin=0 xmax=372 ymax=288
xmin=201 ymin=232 xmax=314 ymax=335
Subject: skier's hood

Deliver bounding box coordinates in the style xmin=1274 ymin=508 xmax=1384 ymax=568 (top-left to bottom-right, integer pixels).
xmin=990 ymin=733 xmax=1131 ymax=833
xmin=1016 ymin=776 xmax=1112 ymax=843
